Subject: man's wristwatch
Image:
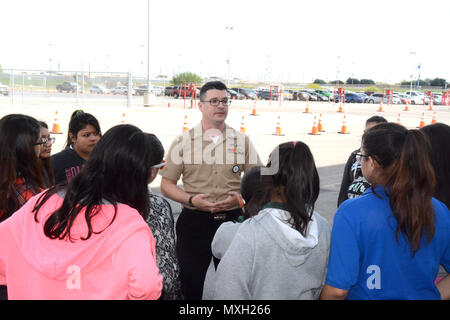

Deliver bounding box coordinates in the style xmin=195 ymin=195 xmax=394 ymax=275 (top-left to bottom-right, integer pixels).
xmin=188 ymin=195 xmax=195 ymax=207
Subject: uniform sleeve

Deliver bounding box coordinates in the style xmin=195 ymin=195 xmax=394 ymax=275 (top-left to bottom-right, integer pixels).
xmin=213 ymin=223 xmax=254 ymax=299
xmin=113 ymin=227 xmax=163 ymax=300
xmin=325 ymin=208 xmax=361 ymax=290
xmin=160 ymin=136 xmax=184 ymax=182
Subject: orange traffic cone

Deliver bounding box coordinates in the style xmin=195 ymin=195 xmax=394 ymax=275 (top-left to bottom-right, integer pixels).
xmin=182 ymin=114 xmax=189 ymax=133
xmin=303 ymin=102 xmax=311 ymax=114
xmin=338 ymin=115 xmax=350 ymax=134
xmin=403 ymin=103 xmax=409 ymax=111
xmin=250 ymin=100 xmax=259 ymax=116
xmin=318 ymin=113 xmax=325 ymax=132
xmin=120 ymin=113 xmax=126 ymax=124
xmin=308 ymin=116 xmax=320 ymax=135
xmin=431 ymin=112 xmax=437 ymax=124
xmin=50 ymin=110 xmax=63 ymax=134
xmin=396 ymin=113 xmax=402 ymax=125
xmin=378 ymin=102 xmax=384 ymax=112
xmin=240 ymin=116 xmax=247 ymax=134
xmin=273 ymin=115 xmax=284 ymax=136
xmin=168 ymin=102 xmax=171 ymax=108
xmin=337 ymin=102 xmax=344 ymax=113
xmin=428 ymin=100 xmax=433 ymax=111
xmin=418 ymin=113 xmax=426 ymax=128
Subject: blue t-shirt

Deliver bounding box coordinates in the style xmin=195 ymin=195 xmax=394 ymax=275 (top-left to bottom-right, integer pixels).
xmin=326 ymin=185 xmax=450 ymax=300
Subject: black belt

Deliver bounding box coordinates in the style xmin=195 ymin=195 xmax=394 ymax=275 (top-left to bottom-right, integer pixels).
xmin=182 ymin=207 xmax=242 ymax=221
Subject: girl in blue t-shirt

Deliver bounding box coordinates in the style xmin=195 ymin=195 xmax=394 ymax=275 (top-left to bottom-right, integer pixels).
xmin=320 ymin=122 xmax=450 ymax=300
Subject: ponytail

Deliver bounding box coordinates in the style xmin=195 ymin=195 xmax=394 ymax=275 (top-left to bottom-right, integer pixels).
xmin=363 ymin=123 xmax=435 ymax=255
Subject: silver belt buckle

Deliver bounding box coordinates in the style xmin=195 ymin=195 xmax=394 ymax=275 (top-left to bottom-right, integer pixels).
xmin=213 ymin=213 xmax=226 ymax=221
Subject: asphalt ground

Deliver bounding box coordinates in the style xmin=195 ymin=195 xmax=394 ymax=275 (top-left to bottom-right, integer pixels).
xmin=1 ymin=93 xmax=449 ymax=225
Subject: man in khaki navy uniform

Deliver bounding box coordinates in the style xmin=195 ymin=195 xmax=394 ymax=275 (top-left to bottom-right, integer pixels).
xmin=160 ymin=81 xmax=262 ymax=300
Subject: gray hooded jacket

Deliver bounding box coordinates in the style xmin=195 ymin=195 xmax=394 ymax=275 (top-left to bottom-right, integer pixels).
xmin=208 ymin=203 xmax=331 ymax=300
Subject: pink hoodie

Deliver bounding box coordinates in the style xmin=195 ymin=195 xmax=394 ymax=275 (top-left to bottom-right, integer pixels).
xmin=0 ymin=191 xmax=162 ymax=300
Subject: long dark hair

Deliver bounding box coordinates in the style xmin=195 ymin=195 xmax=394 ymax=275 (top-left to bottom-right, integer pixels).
xmin=33 ymin=124 xmax=163 ymax=241
xmin=240 ymin=166 xmax=263 ymax=219
xmin=420 ymin=123 xmax=450 ymax=208
xmin=39 ymin=121 xmax=55 ymax=187
xmin=64 ymin=110 xmax=101 ymax=149
xmin=0 ymin=114 xmax=44 ymax=221
xmin=362 ymin=122 xmax=435 ymax=254
xmin=253 ymin=141 xmax=320 ymax=236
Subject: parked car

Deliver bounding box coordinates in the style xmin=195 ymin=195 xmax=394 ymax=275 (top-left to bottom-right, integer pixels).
xmin=227 ymin=89 xmax=244 ymax=100
xmin=346 ymin=92 xmax=364 ymax=103
xmin=135 ymin=85 xmax=149 ymax=96
xmin=282 ymin=90 xmax=293 ymax=101
xmin=404 ymin=91 xmax=425 ymax=104
xmin=89 ymin=85 xmax=109 ymax=94
xmin=308 ymin=91 xmax=328 ymax=101
xmin=165 ymin=85 xmax=200 ymax=99
xmin=135 ymin=85 xmax=163 ymax=96
xmin=335 ymin=92 xmax=364 ymax=103
xmin=296 ymin=91 xmax=310 ymax=101
xmin=0 ymin=83 xmax=9 ymax=96
xmin=300 ymin=91 xmax=317 ymax=101
xmin=164 ymin=86 xmax=174 ymax=96
xmin=356 ymin=92 xmax=369 ymax=102
xmin=111 ymin=86 xmax=136 ymax=95
xmin=424 ymin=93 xmax=442 ymax=105
xmin=257 ymin=90 xmax=278 ymax=100
xmin=56 ymin=82 xmax=80 ymax=93
xmin=231 ymin=88 xmax=258 ymax=100
xmin=366 ymin=93 xmax=387 ymax=104
xmin=314 ymin=89 xmax=332 ymax=100
xmin=396 ymin=94 xmax=411 ymax=104
xmin=151 ymin=85 xmax=164 ymax=96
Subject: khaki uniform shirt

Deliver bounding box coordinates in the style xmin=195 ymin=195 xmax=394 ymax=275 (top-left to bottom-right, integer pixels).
xmin=161 ymin=122 xmax=262 ymax=210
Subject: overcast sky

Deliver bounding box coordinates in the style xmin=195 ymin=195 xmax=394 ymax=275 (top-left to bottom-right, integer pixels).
xmin=1 ymin=0 xmax=449 ymax=84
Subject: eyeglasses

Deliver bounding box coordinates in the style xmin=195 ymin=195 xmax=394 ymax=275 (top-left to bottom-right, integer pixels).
xmin=152 ymin=160 xmax=166 ymax=170
xmin=35 ymin=137 xmax=56 ymax=145
xmin=201 ymin=98 xmax=231 ymax=107
xmin=355 ymin=152 xmax=369 ymax=164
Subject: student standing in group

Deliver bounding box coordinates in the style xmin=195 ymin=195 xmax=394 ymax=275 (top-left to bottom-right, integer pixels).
xmin=0 ymin=114 xmax=46 ymax=300
xmin=212 ymin=142 xmax=331 ymax=299
xmin=160 ymin=81 xmax=262 ymax=300
xmin=51 ymin=110 xmax=101 ymax=185
xmin=0 ymin=124 xmax=163 ymax=299
xmin=39 ymin=121 xmax=56 ymax=187
xmin=321 ymin=123 xmax=450 ymax=300
xmin=202 ymin=166 xmax=263 ymax=300
xmin=145 ymin=134 xmax=183 ymax=300
xmin=337 ymin=116 xmax=387 ymax=207
xmin=420 ymin=123 xmax=450 ymax=285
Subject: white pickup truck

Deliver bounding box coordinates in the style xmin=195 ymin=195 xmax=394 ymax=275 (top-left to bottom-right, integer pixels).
xmin=0 ymin=83 xmax=9 ymax=96
xmin=404 ymin=91 xmax=424 ymax=104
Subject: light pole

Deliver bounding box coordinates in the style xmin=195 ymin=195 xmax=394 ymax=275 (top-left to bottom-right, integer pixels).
xmin=225 ymin=26 xmax=233 ymax=85
xmin=336 ymin=56 xmax=341 ymax=87
xmin=147 ymin=0 xmax=151 ymax=91
xmin=409 ymin=51 xmax=416 ymax=99
xmin=48 ymin=43 xmax=52 ymax=72
xmin=351 ymin=61 xmax=354 ymax=86
xmin=416 ymin=64 xmax=421 ymax=88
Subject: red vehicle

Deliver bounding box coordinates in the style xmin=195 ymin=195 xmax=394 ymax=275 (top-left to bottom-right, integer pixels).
xmin=166 ymin=85 xmax=200 ymax=99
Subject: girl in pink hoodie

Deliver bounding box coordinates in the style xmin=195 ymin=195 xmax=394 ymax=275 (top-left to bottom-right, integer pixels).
xmin=0 ymin=124 xmax=163 ymax=300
